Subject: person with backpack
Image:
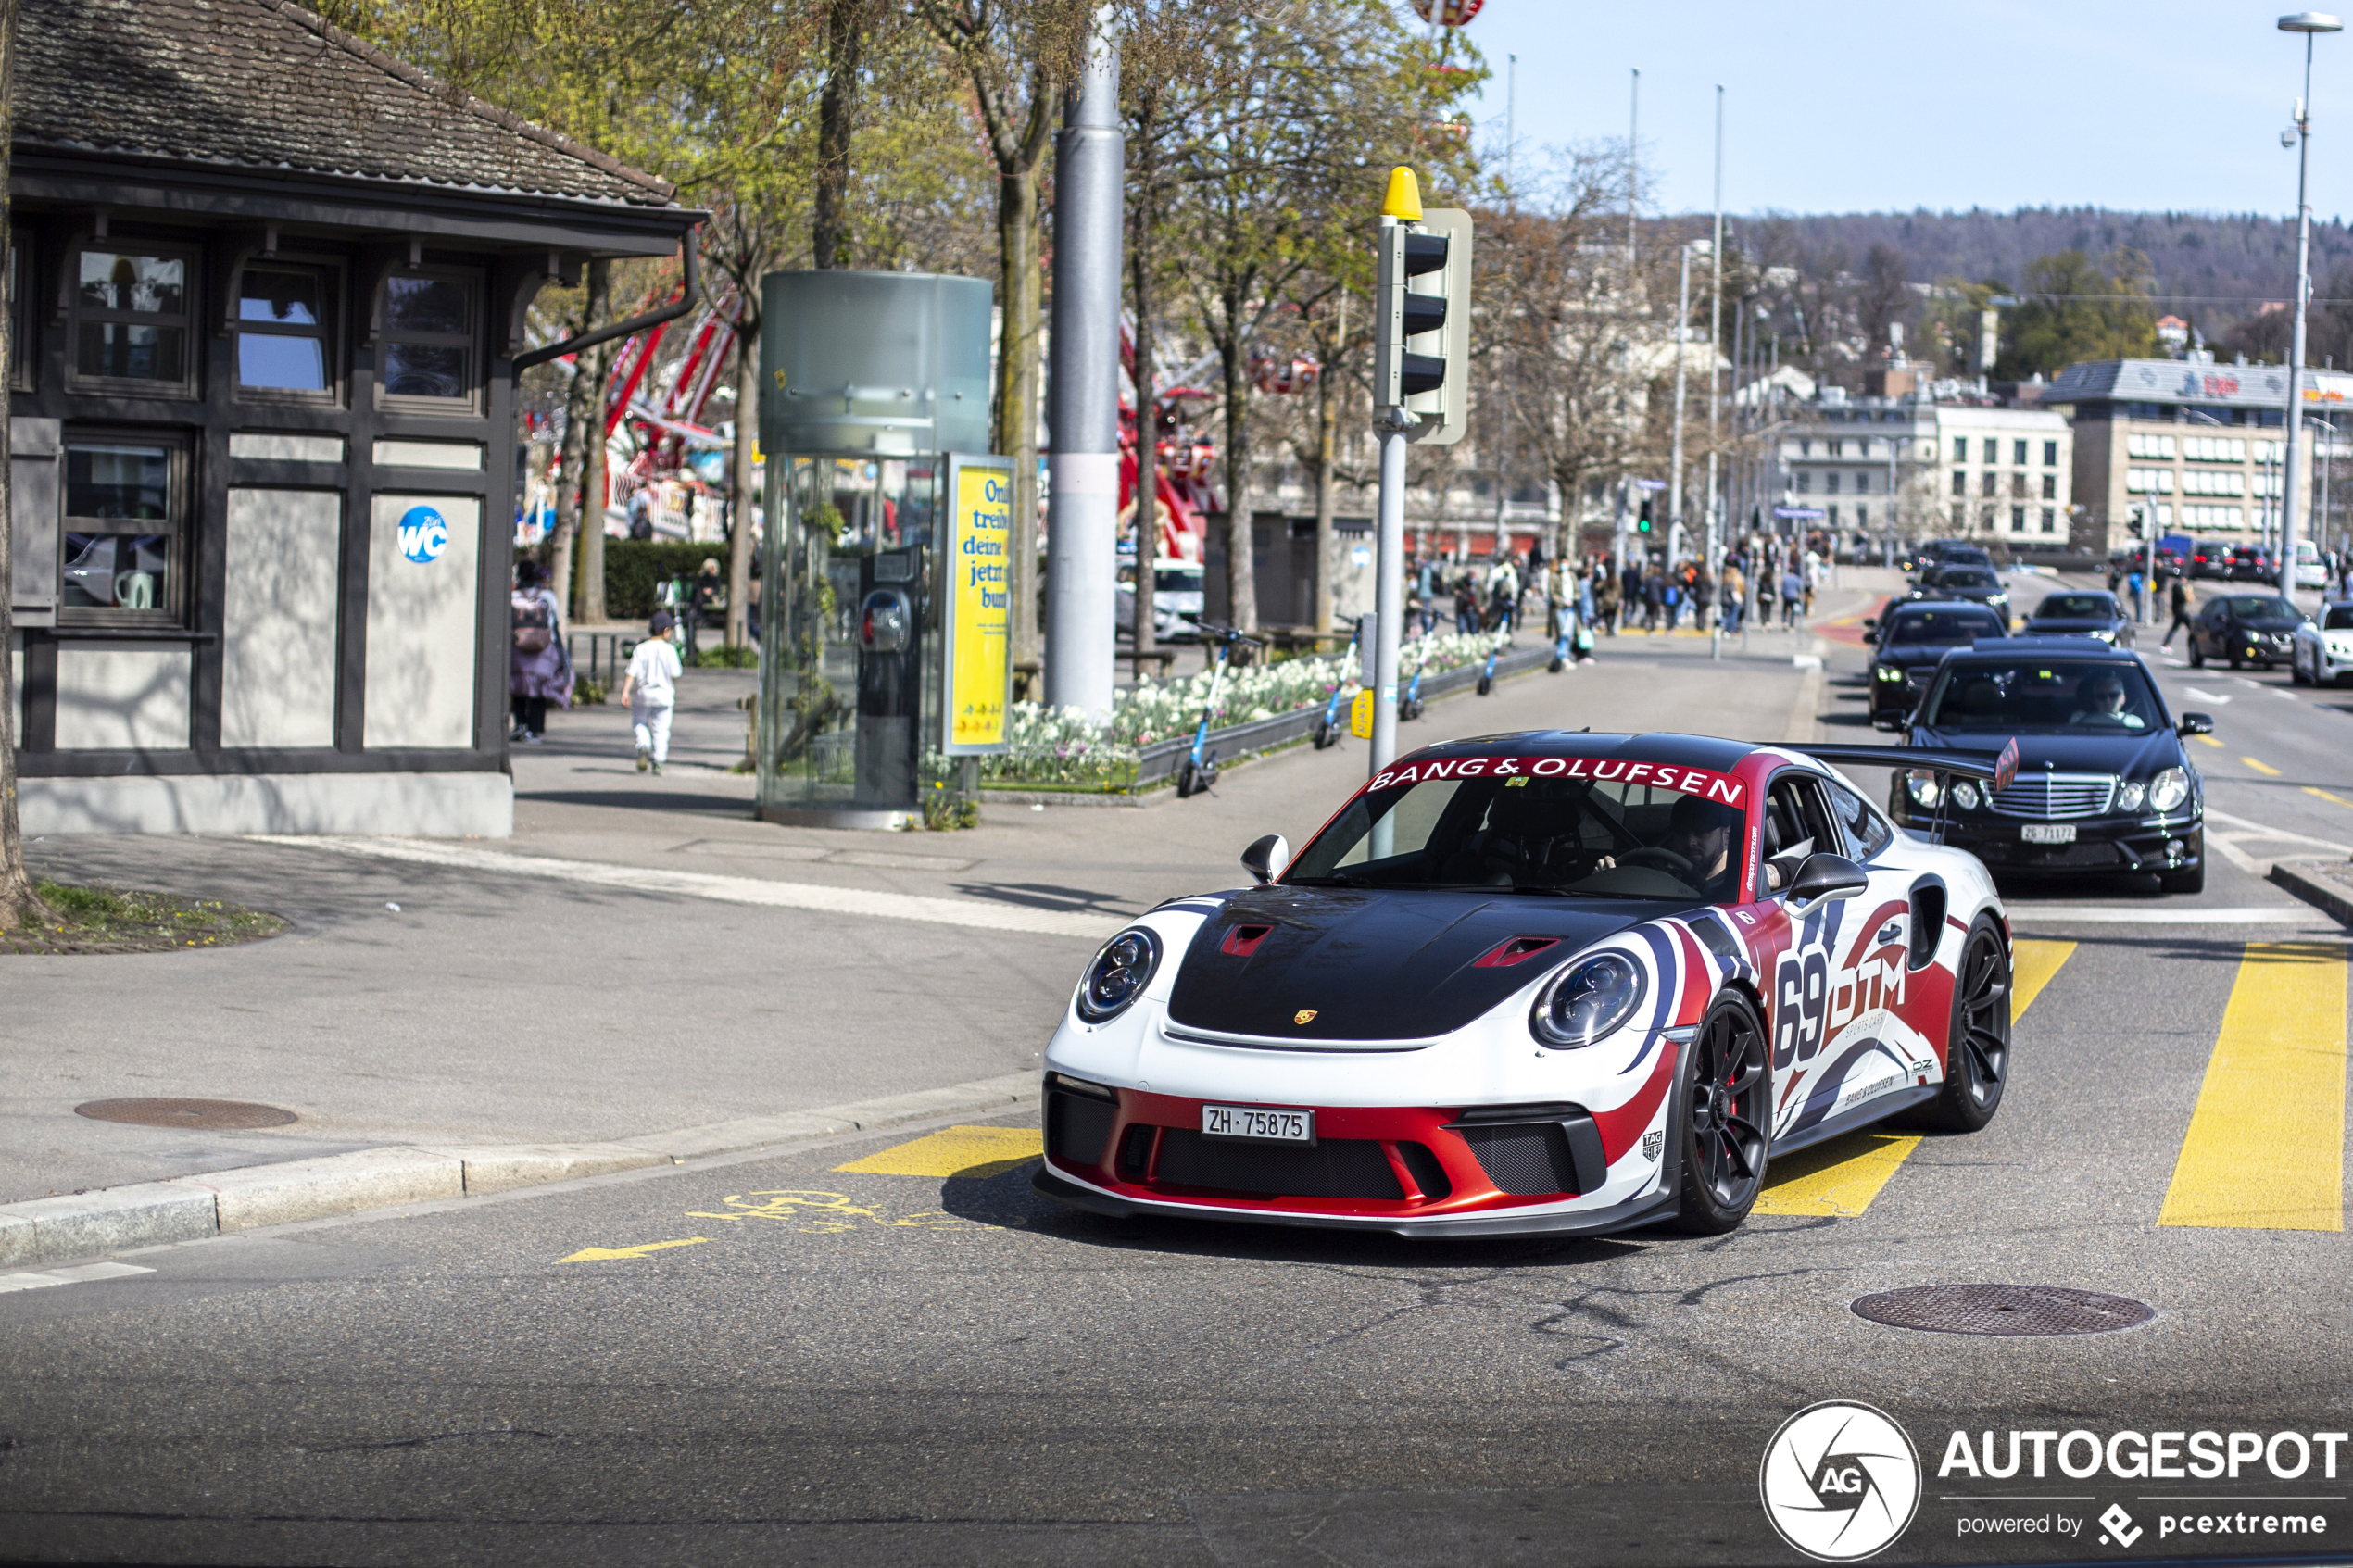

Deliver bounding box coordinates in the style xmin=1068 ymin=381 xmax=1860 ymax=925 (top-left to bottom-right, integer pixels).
xmin=508 ymin=560 xmax=571 ymax=744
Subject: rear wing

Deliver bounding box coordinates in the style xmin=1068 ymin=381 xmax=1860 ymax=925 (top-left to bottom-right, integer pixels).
xmin=1785 ymin=744 xmax=2007 ymax=784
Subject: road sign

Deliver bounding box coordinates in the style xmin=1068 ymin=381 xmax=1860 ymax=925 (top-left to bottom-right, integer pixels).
xmin=1774 ymin=507 xmax=1825 ymax=520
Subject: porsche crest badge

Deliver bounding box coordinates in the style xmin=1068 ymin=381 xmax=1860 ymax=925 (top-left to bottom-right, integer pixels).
xmin=1293 ymin=1009 xmax=1318 ymax=1025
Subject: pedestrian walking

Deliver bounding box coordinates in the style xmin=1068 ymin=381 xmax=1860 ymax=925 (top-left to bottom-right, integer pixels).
xmin=621 ymin=611 xmax=683 ymax=774
xmin=1719 ymin=561 xmax=1745 ymax=633
xmin=508 ymin=561 xmax=571 ymax=743
xmin=1781 ymin=565 xmax=1806 ymax=628
xmin=1642 ymin=567 xmax=1666 ymax=633
xmin=1594 ymin=568 xmax=1619 ymax=634
xmin=687 ymin=557 xmax=723 ymax=666
xmin=2161 ymin=577 xmax=2196 ymax=648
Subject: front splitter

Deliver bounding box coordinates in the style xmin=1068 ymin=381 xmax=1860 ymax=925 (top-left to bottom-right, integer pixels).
xmin=1031 ymin=1165 xmax=1678 ymax=1240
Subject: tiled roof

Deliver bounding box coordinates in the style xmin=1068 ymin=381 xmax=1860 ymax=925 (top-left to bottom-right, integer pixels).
xmin=17 ymin=0 xmax=676 ymax=208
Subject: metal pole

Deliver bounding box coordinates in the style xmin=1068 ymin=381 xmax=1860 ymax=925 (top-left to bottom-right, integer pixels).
xmin=1370 ymin=417 xmax=1408 ymax=779
xmin=1707 ymin=86 xmax=1725 ymax=657
xmin=1043 ymin=12 xmax=1123 ymax=719
xmin=1669 ymin=242 xmax=1692 ymax=565
xmin=1627 ymin=69 xmax=1640 ymax=268
xmin=2282 ymin=28 xmax=2320 ymax=600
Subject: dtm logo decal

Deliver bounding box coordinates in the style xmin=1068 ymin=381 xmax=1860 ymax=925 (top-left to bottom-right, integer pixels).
xmin=1775 ymin=949 xmax=1830 ymax=1069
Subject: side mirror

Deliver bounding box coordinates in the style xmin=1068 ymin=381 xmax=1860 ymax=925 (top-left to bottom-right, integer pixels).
xmin=1241 ymin=834 xmax=1290 ymax=885
xmin=1788 ymin=852 xmax=1870 ymax=906
xmin=1862 ymin=617 xmax=1878 ymax=630
xmin=2177 ymin=712 xmax=2215 ymax=736
xmin=1861 ymin=630 xmax=1878 ymax=646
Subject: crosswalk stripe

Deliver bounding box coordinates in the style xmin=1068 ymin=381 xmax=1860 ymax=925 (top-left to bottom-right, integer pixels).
xmin=835 ymin=1125 xmax=1043 ymax=1178
xmin=2158 ymin=942 xmax=2347 ymax=1233
xmin=2011 ymin=939 xmax=2077 ymax=1022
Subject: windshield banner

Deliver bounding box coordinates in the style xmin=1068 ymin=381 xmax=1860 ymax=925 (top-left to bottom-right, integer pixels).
xmin=1367 ymin=755 xmax=1748 ymax=808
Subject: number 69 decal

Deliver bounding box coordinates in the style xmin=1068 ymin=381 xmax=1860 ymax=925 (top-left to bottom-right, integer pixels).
xmin=1773 ymin=948 xmax=1830 ymax=1070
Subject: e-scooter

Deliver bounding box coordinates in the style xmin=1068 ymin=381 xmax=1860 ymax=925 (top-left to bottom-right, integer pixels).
xmin=1175 ymin=617 xmax=1262 ymax=798
xmin=1312 ymin=615 xmax=1369 ymax=749
xmin=1475 ymin=630 xmax=1507 ymax=696
xmin=1399 ymin=660 xmax=1426 ymax=721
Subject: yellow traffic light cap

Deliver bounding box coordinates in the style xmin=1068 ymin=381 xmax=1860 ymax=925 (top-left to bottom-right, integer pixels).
xmin=1380 ymin=166 xmax=1424 ymax=221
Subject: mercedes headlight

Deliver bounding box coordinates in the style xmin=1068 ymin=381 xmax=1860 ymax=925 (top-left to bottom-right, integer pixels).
xmin=2149 ymin=767 xmax=2191 ymax=815
xmin=1951 ymin=780 xmax=1982 ymax=810
xmin=1905 ymin=769 xmax=1944 ymax=809
xmin=1530 ymin=952 xmax=1648 ymax=1050
xmin=2116 ymin=780 xmax=2148 ymax=811
xmin=1875 ymin=664 xmax=1905 ymax=682
xmin=1076 ymin=928 xmax=1162 ymax=1022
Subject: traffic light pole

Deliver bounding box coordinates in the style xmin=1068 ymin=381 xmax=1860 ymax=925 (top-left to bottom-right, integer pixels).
xmin=1370 ymin=409 xmax=1409 ymax=779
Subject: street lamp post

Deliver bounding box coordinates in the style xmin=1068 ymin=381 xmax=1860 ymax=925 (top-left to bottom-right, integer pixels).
xmin=2277 ymin=10 xmax=2342 ymax=600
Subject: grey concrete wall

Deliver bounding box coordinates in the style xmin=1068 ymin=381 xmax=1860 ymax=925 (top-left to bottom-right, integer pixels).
xmin=19 ymin=771 xmax=512 ymax=836
xmin=54 ymin=645 xmax=191 ymax=749
xmin=222 ymin=487 xmax=343 ymax=749
xmin=364 ymin=493 xmax=481 ymax=750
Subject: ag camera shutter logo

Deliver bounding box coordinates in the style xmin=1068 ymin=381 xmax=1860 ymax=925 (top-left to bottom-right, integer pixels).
xmin=1760 ymin=1400 xmax=1921 ymax=1561
xmin=397 ymin=505 xmax=449 ymax=564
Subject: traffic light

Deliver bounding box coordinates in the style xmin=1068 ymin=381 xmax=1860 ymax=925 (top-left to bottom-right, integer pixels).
xmin=1373 ymin=167 xmax=1474 ymax=445
xmin=2125 ymin=504 xmax=2145 ymax=540
xmin=1636 ymin=499 xmax=1654 ymax=534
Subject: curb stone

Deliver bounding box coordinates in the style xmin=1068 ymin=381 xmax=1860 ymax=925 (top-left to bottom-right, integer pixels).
xmin=2269 ymin=859 xmax=2353 ymax=926
xmin=0 ymin=1072 xmax=1041 ymax=1273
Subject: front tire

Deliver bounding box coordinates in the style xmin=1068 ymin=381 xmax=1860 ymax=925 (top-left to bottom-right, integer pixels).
xmin=1665 ymin=992 xmax=1771 ymax=1234
xmin=1910 ymin=917 xmax=2009 ymax=1134
xmin=2189 ymin=640 xmax=2205 ymax=668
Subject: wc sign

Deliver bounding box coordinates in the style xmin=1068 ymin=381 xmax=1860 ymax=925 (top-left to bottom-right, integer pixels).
xmin=397 ymin=505 xmax=449 ymax=564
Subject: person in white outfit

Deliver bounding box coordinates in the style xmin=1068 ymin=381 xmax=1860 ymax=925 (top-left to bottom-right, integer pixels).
xmin=620 ymin=611 xmax=683 ymax=773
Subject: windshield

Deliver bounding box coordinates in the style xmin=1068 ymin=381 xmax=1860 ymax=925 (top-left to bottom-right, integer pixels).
xmin=1153 ymin=567 xmax=1202 ymax=593
xmin=1938 ymin=570 xmax=2000 ymax=591
xmin=1287 ymin=762 xmax=1751 ymax=904
xmin=1920 ymin=659 xmax=2164 ymax=733
xmin=1887 ymin=609 xmax=2003 ymax=646
xmin=2324 ymin=605 xmax=2353 ymax=631
xmin=2220 ymin=595 xmax=2297 ymax=621
xmin=2036 ymin=594 xmax=2116 ymax=619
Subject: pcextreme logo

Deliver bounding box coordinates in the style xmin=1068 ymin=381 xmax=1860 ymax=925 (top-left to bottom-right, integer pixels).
xmin=1760 ymin=1401 xmax=1923 ymax=1562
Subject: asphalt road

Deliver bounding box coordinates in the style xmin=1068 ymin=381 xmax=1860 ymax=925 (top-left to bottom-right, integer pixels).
xmin=3 ymin=574 xmax=2347 ymax=1567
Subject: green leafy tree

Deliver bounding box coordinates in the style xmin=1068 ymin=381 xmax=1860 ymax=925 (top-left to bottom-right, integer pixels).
xmin=1999 ymin=248 xmax=2158 ymax=379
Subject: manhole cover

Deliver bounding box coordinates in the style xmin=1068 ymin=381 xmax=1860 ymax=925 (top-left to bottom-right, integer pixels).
xmin=74 ymin=1098 xmax=297 ymax=1131
xmin=1853 ymin=1285 xmax=2154 ymax=1337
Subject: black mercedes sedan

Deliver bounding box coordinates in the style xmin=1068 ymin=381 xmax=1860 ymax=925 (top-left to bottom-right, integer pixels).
xmin=1864 ymin=601 xmax=2008 ymax=724
xmin=1909 ymin=565 xmax=2011 ymax=626
xmin=2187 ymin=592 xmax=2306 ymax=670
xmin=2023 ymin=589 xmax=2135 ymax=647
xmin=1887 ymin=638 xmax=2213 ymax=894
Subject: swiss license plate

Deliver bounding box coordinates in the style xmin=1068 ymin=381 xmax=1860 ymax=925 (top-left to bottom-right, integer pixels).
xmin=2022 ymin=823 xmax=2077 ymax=845
xmin=1201 ymin=1104 xmax=1314 ymax=1144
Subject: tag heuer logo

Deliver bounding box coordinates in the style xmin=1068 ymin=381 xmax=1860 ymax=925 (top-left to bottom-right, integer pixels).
xmin=1642 ymin=1130 xmax=1663 ymax=1160
xmin=1293 ymin=1009 xmax=1318 ymax=1025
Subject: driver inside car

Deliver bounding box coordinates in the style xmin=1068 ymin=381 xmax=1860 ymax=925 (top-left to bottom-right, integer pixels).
xmin=1659 ymin=793 xmax=1743 ymax=903
xmin=2069 ymin=671 xmax=2145 ymax=730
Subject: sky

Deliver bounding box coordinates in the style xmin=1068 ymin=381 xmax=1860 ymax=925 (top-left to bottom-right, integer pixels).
xmin=1453 ymin=0 xmax=2353 ymax=221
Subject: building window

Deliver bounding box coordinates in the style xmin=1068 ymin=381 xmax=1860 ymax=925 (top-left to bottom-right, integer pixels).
xmin=2012 ymin=439 xmax=2028 ymax=465
xmin=1825 ymin=471 xmax=1841 ymax=495
xmin=377 ymin=270 xmax=479 ymax=409
xmin=58 ymin=435 xmax=186 ymax=625
xmin=1951 ymin=503 xmax=1967 ymax=531
xmin=1981 ymin=437 xmax=1997 ymax=463
xmin=2041 ymin=473 xmax=2057 ymax=499
xmin=237 ymin=265 xmax=334 ymax=397
xmin=7 ymin=228 xmax=29 ymax=393
xmin=70 ymin=245 xmax=195 ymax=394
xmin=2010 ymin=472 xmax=2027 ymax=498
xmin=2040 ymin=508 xmax=2057 ymax=534
xmin=1827 ymin=505 xmax=1840 ymax=527
xmin=1795 ymin=471 xmax=1811 ymax=495
xmin=1796 ymin=438 xmax=1810 ymax=458
xmin=1828 ymin=439 xmax=1844 ymax=458
xmin=2011 ymin=505 xmax=2027 ymax=532
xmin=1855 ymin=505 xmax=1869 ymax=528
xmin=1951 ymin=469 xmax=1967 ymax=496
xmin=1855 ymin=471 xmax=1870 ymax=494
xmin=1981 ymin=470 xmax=1997 ymax=497
xmin=2043 ymin=440 xmax=2058 ymax=467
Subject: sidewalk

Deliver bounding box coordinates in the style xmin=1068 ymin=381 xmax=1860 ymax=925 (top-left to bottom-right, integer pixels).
xmin=6 ymin=621 xmax=1820 ymax=1259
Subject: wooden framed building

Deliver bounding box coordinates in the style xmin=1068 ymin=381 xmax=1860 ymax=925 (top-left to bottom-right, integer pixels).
xmin=7 ymin=0 xmax=697 ymax=834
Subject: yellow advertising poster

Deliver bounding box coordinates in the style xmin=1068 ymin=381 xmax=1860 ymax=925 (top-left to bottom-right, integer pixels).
xmin=944 ymin=454 xmax=1014 ymax=753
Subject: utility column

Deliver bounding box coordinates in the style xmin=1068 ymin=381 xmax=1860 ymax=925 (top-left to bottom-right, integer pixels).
xmin=1043 ymin=16 xmax=1122 ymax=720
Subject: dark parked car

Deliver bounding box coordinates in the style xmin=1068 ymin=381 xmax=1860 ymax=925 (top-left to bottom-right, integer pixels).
xmin=1890 ymin=638 xmax=2212 ymax=893
xmin=1909 ymin=565 xmax=2011 ymax=625
xmin=2187 ymin=592 xmax=2307 ymax=670
xmin=1903 ymin=540 xmax=1994 ymax=576
xmin=2188 ymin=540 xmax=2233 ymax=579
xmin=2227 ymin=546 xmax=2279 ymax=583
xmin=2024 ymin=590 xmax=2135 ymax=647
xmin=1864 ymin=601 xmax=2008 ymax=724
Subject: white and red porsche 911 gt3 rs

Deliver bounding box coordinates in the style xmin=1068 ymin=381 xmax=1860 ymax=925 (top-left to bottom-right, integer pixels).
xmin=1034 ymin=733 xmax=2014 ymax=1237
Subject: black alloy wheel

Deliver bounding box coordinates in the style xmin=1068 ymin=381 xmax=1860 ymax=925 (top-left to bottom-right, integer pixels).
xmin=1667 ymin=992 xmax=1771 ymax=1234
xmin=1908 ymin=915 xmax=2009 ymax=1133
xmin=2189 ymin=636 xmax=2206 ymax=668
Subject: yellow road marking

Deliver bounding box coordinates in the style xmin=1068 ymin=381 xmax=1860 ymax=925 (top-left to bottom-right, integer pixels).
xmin=558 ymin=1237 xmax=710 ymax=1263
xmin=1756 ymin=1131 xmax=1923 ymax=1217
xmin=2192 ymin=733 xmax=2224 ymax=748
xmin=2158 ymin=942 xmax=2347 ymax=1232
xmin=2243 ymin=756 xmax=2283 ymax=776
xmin=2305 ymin=785 xmax=2353 ymax=813
xmin=686 ymin=1190 xmax=983 ymax=1233
xmin=833 ymin=1124 xmax=1043 ymax=1179
xmin=2011 ymin=938 xmax=2078 ymax=1022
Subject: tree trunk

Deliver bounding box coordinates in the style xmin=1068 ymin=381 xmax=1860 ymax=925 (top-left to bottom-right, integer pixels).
xmin=1312 ymin=326 xmax=1338 ymax=634
xmin=726 ymin=315 xmax=760 ymax=646
xmin=0 ymin=0 xmax=45 ymax=929
xmin=812 ymin=0 xmax=862 ymax=270
xmin=1127 ymin=144 xmax=1157 ymax=662
xmin=576 ymin=400 xmax=609 ymax=624
xmin=997 ymin=162 xmax=1044 ymax=676
xmin=1218 ymin=292 xmax=1256 ymax=633
xmin=547 ymin=258 xmax=612 ymax=623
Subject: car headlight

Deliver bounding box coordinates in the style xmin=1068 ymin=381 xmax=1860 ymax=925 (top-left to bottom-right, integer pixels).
xmin=1905 ymin=769 xmax=1944 ymax=809
xmin=1874 ymin=664 xmax=1904 ymax=682
xmin=2149 ymin=767 xmax=2191 ymax=815
xmin=2116 ymin=780 xmax=2148 ymax=811
xmin=1076 ymin=927 xmax=1162 ymax=1022
xmin=2092 ymin=629 xmax=2116 ymax=643
xmin=1951 ymin=780 xmax=1982 ymax=810
xmin=1530 ymin=951 xmax=1648 ymax=1050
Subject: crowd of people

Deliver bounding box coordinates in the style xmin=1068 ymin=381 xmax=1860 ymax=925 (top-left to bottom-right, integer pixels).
xmin=1401 ymin=534 xmax=1832 ymax=650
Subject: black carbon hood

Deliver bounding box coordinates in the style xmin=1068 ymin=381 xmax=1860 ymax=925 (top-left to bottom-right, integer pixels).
xmin=1164 ymin=885 xmax=1659 ymax=1042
